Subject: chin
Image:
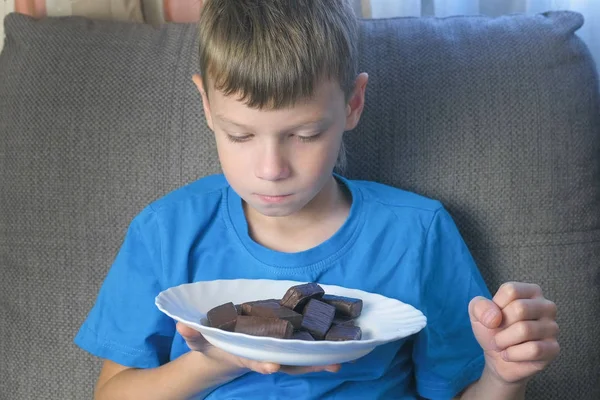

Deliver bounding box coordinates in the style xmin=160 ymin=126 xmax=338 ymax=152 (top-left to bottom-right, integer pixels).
xmin=251 ymin=205 xmax=299 ymax=218
xmin=246 ymin=199 xmax=306 ymax=218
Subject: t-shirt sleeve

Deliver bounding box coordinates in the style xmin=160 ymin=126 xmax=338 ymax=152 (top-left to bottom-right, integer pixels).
xmin=412 ymin=207 xmax=492 ymax=399
xmin=74 ymin=206 xmax=175 ymax=368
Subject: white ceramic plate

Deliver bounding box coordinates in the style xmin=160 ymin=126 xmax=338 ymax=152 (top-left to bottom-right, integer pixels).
xmin=155 ymin=279 xmax=427 ymax=366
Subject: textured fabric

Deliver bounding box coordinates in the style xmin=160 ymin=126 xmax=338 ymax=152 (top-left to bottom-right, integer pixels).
xmin=361 ymin=1 xmax=600 ymax=79
xmin=1 ymin=10 xmax=599 ymax=400
xmin=74 ymin=173 xmax=490 ymax=399
xmin=345 ymin=11 xmax=600 ymax=400
xmin=0 ymin=14 xmax=220 ymax=400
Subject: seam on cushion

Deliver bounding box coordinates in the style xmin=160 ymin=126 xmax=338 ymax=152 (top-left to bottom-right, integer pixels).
xmin=167 ymin=24 xmax=196 ymax=188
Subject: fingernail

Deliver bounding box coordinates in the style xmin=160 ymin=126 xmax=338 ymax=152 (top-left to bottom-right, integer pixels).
xmin=482 ymin=309 xmax=499 ymax=326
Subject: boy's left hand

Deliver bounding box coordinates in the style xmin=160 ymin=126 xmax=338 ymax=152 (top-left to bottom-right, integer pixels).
xmin=468 ymin=282 xmax=560 ymax=385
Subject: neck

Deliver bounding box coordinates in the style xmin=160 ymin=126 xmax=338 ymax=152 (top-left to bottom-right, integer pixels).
xmin=244 ymin=176 xmax=351 ymax=251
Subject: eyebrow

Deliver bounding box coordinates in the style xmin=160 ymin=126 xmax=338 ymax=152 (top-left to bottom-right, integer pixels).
xmin=215 ymin=114 xmax=330 ymax=131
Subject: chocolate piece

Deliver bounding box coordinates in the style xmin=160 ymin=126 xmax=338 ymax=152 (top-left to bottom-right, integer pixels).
xmin=280 ymin=283 xmax=325 ymax=312
xmin=332 ymin=316 xmax=356 ymax=326
xmin=207 ymin=302 xmax=238 ymax=331
xmin=321 ymin=294 xmax=363 ymax=318
xmin=240 ymin=299 xmax=280 ymax=315
xmin=234 ymin=315 xmax=294 ymax=339
xmin=325 ymin=324 xmax=362 ymax=341
xmin=300 ymin=299 xmax=335 ymax=339
xmin=247 ymin=304 xmax=303 ymax=329
xmin=234 ymin=304 xmax=243 ymax=315
xmin=291 ymin=331 xmax=315 ymax=341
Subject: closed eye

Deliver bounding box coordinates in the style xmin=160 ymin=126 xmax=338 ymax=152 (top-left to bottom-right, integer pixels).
xmin=226 ymin=134 xmax=253 ymax=143
xmin=296 ymin=132 xmax=323 ymax=143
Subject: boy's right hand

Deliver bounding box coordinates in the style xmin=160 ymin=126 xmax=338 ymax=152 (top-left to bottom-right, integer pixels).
xmin=176 ymin=322 xmax=342 ymax=375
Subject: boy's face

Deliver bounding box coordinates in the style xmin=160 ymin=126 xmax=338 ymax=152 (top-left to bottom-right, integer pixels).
xmin=193 ymin=74 xmax=368 ymax=218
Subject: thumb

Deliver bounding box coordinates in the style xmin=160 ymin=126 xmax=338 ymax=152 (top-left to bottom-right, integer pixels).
xmin=468 ymin=296 xmax=502 ymax=329
xmin=176 ymin=322 xmax=203 ymax=339
xmin=176 ymin=322 xmax=212 ymax=352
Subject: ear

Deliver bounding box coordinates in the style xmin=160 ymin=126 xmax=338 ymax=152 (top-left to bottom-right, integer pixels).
xmin=192 ymin=74 xmax=214 ymax=130
xmin=344 ymin=72 xmax=369 ymax=131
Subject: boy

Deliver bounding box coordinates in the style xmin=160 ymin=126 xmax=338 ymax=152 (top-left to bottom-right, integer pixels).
xmin=74 ymin=1 xmax=560 ymax=399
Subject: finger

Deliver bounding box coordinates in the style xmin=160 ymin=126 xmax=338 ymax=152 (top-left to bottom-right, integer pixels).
xmin=501 ymin=339 xmax=560 ymax=363
xmin=176 ymin=322 xmax=202 ymax=339
xmin=325 ymin=364 xmax=342 ymax=372
xmin=244 ymin=361 xmax=281 ymax=375
xmin=501 ymin=298 xmax=557 ymax=327
xmin=278 ymin=364 xmax=341 ymax=375
xmin=493 ymin=320 xmax=559 ymax=350
xmin=469 ymin=296 xmax=502 ymax=329
xmin=493 ymin=282 xmax=543 ymax=309
xmin=176 ymin=322 xmax=210 ymax=351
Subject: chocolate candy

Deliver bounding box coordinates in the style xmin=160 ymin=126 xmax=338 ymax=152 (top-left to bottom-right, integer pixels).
xmin=321 ymin=294 xmax=363 ymax=318
xmin=240 ymin=299 xmax=280 ymax=315
xmin=332 ymin=316 xmax=356 ymax=326
xmin=325 ymin=324 xmax=362 ymax=341
xmin=207 ymin=302 xmax=238 ymax=331
xmin=246 ymin=304 xmax=303 ymax=329
xmin=208 ymin=284 xmax=364 ymax=342
xmin=280 ymin=283 xmax=325 ymax=312
xmin=234 ymin=315 xmax=294 ymax=339
xmin=291 ymin=331 xmax=315 ymax=341
xmin=300 ymin=299 xmax=335 ymax=339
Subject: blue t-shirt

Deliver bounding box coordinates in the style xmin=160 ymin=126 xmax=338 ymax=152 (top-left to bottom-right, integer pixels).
xmin=74 ymin=174 xmax=491 ymax=399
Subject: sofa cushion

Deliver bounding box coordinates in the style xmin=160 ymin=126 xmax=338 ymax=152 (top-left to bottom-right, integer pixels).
xmin=0 ymin=14 xmax=219 ymax=399
xmin=1 ymin=11 xmax=598 ymax=400
xmin=347 ymin=11 xmax=600 ymax=399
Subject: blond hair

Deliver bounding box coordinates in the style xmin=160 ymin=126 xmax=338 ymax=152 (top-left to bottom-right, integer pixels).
xmin=197 ymin=0 xmax=359 ymax=110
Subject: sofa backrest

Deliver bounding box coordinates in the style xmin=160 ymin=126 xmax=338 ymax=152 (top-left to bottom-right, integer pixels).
xmin=1 ymin=11 xmax=599 ymax=399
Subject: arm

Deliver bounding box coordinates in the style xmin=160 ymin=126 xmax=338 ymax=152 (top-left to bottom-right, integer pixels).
xmin=411 ymin=209 xmax=559 ymax=399
xmin=74 ymin=211 xmax=247 ymax=400
xmin=411 ymin=208 xmax=495 ymax=399
xmin=95 ymin=323 xmax=342 ymax=400
xmin=95 ymin=352 xmax=245 ymax=400
xmin=455 ymin=368 xmax=526 ymax=400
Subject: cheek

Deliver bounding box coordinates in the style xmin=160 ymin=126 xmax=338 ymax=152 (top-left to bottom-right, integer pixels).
xmin=214 ymin=137 xmax=247 ymax=174
xmin=293 ymin=137 xmax=341 ymax=173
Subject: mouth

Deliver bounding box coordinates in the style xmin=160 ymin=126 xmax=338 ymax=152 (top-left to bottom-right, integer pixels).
xmin=254 ymin=193 xmax=292 ymax=203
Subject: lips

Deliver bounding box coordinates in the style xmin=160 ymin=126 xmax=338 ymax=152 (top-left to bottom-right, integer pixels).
xmin=254 ymin=193 xmax=292 ymax=204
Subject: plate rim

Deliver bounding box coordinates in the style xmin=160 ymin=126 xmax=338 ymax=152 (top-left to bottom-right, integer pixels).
xmin=155 ymin=278 xmax=427 ymax=348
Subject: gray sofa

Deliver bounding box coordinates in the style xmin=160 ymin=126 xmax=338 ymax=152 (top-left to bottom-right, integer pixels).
xmin=1 ymin=11 xmax=599 ymax=400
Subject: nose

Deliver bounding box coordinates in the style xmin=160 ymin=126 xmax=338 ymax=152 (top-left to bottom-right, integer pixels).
xmin=255 ymin=141 xmax=290 ymax=181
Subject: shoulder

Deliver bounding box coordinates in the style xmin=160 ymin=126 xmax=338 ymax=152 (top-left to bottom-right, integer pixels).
xmin=149 ymin=173 xmax=228 ymax=211
xmin=133 ymin=174 xmax=229 ymax=229
xmin=342 ymin=177 xmax=453 ymax=241
xmin=346 ymin=178 xmax=443 ymax=215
